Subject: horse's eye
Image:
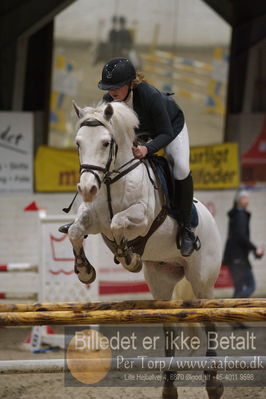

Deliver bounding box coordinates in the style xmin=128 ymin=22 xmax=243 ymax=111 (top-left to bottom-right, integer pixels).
xmin=103 ymin=141 xmax=110 ymax=148
xmin=76 ymin=142 xmax=80 ymax=149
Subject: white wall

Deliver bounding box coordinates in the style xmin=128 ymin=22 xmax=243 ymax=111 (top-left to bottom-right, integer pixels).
xmin=0 ymin=193 xmax=75 ymax=265
xmin=0 ymin=189 xmax=265 ymax=297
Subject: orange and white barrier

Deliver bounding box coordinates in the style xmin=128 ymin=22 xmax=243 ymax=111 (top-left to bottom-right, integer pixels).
xmin=0 ymin=263 xmax=37 ymax=272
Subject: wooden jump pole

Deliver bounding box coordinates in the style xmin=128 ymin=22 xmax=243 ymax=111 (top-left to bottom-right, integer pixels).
xmin=1 ymin=298 xmax=266 ymax=313
xmin=1 ymin=307 xmax=266 ymax=326
xmin=1 ymin=356 xmax=266 ymax=374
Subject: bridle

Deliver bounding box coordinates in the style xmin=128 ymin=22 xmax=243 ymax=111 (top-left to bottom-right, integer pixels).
xmin=79 ymin=119 xmax=118 ymax=191
xmin=63 ymin=118 xmax=142 ymax=219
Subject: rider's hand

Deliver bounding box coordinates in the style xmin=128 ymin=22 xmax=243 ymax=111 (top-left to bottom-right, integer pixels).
xmin=255 ymin=248 xmax=264 ymax=259
xmin=132 ymin=145 xmax=148 ymax=159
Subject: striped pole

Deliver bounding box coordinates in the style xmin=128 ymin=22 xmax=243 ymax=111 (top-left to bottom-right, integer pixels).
xmin=0 ymin=293 xmax=38 ymax=301
xmin=0 ymin=263 xmax=38 ymax=272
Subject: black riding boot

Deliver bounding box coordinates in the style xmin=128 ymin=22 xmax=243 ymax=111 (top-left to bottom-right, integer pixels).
xmin=58 ymin=222 xmax=88 ymax=239
xmin=58 ymin=222 xmax=73 ymax=234
xmin=174 ymin=173 xmax=197 ymax=257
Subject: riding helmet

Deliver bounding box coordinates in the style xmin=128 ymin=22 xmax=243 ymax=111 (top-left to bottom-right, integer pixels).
xmin=98 ymin=57 xmax=136 ymax=90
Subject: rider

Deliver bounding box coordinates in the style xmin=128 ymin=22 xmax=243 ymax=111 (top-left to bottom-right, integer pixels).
xmin=98 ymin=57 xmax=197 ymax=257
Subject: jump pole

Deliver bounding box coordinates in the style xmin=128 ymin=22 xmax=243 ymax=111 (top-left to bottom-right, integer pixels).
xmin=0 ymin=263 xmax=38 ymax=302
xmin=1 ymin=298 xmax=266 ymax=313
xmin=1 ymin=356 xmax=266 ymax=374
xmin=0 ymin=263 xmax=38 ymax=273
xmin=1 ymin=307 xmax=266 ymax=326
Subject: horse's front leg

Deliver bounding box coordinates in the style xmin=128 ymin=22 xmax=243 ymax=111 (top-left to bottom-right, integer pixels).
xmin=68 ymin=215 xmax=96 ymax=284
xmin=110 ymin=202 xmax=149 ymax=272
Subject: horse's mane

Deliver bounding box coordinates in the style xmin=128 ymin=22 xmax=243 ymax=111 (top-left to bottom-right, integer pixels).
xmin=79 ymin=102 xmax=139 ymax=143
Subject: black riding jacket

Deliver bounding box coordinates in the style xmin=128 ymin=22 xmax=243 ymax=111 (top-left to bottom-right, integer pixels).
xmin=103 ymin=82 xmax=185 ymax=154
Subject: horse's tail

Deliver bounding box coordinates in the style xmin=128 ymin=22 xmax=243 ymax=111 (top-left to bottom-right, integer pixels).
xmin=173 ymin=277 xmax=197 ymax=301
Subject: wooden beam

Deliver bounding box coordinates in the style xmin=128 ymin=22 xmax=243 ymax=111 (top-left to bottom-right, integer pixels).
xmin=1 ymin=307 xmax=266 ymax=326
xmin=0 ymin=298 xmax=266 ymax=312
xmin=1 ymin=298 xmax=266 ymax=313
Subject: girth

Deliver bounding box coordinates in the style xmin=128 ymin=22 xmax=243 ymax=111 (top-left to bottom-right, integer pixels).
xmin=101 ymin=157 xmax=169 ymax=259
xmin=102 ymin=205 xmax=168 ymax=258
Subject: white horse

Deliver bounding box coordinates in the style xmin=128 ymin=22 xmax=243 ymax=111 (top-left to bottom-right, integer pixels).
xmin=68 ymin=101 xmax=223 ymax=399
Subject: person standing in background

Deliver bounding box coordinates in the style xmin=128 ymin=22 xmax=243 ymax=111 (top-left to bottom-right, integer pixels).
xmin=223 ymin=190 xmax=264 ymax=298
xmin=108 ymin=16 xmax=119 ymax=58
xmin=117 ymin=16 xmax=133 ymax=57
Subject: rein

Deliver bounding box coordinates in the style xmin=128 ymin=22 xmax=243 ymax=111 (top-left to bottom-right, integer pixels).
xmin=81 ymin=156 xmax=143 ymax=220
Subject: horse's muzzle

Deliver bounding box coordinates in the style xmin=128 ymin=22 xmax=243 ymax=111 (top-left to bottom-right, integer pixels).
xmin=77 ymin=183 xmax=98 ymax=202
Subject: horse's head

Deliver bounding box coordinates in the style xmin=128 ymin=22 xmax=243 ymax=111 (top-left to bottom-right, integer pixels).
xmin=73 ymin=101 xmax=138 ymax=203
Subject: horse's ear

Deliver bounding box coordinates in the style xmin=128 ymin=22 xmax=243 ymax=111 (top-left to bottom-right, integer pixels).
xmin=72 ymin=100 xmax=84 ymax=118
xmin=104 ymin=103 xmax=113 ymax=121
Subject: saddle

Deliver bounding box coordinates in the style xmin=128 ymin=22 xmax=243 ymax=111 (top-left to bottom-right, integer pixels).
xmin=149 ymin=154 xmax=198 ymax=228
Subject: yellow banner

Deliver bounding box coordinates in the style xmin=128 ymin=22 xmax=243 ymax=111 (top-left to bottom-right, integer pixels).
xmin=35 ymin=143 xmax=240 ymax=192
xmin=35 ymin=146 xmax=79 ymax=192
xmin=190 ymin=142 xmax=240 ymax=190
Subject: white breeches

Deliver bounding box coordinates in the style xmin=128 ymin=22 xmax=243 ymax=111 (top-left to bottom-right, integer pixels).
xmin=165 ymin=123 xmax=190 ymax=180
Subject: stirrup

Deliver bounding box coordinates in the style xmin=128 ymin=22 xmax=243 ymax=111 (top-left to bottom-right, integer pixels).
xmin=176 ymin=226 xmax=201 ymax=252
xmin=194 ymin=235 xmax=201 ymax=251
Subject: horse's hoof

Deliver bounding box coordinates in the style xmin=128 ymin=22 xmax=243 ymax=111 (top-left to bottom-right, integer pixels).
xmin=206 ymin=379 xmax=224 ymax=399
xmin=114 ymin=256 xmax=120 ymax=264
xmin=162 ymin=386 xmax=178 ymax=399
xmin=123 ymin=254 xmax=142 ymax=273
xmin=77 ymin=265 xmax=96 ymax=284
xmin=125 ymin=253 xmax=132 ymax=265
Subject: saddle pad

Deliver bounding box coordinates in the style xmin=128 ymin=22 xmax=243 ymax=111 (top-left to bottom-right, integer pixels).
xmin=152 ymin=155 xmax=199 ymax=228
xmin=168 ymin=203 xmax=199 ymax=228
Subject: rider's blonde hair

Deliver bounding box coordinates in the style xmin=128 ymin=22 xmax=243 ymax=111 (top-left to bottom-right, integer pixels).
xmin=131 ymin=72 xmax=147 ymax=88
